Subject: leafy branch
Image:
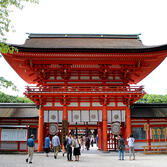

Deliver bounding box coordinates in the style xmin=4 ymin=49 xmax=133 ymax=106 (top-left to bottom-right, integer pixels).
xmin=0 ymin=0 xmax=38 ymax=54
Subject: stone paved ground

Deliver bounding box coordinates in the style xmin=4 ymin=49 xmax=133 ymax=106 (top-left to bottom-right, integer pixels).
xmin=0 ymin=147 xmax=167 ymax=167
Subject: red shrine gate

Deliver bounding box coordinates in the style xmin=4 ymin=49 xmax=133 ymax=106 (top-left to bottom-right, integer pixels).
xmin=2 ymin=34 xmax=167 ymax=152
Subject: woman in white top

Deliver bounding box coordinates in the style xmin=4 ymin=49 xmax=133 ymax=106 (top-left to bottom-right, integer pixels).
xmin=127 ymin=134 xmax=135 ymax=160
xmin=73 ymin=135 xmax=81 ymax=161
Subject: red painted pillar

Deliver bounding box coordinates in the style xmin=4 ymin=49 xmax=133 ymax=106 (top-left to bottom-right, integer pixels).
xmin=62 ymin=105 xmax=68 ymax=135
xmin=63 ymin=105 xmax=68 ymax=121
xmin=98 ymin=122 xmax=102 ymax=150
xmin=126 ymin=105 xmax=131 ymax=138
xmin=38 ymin=106 xmax=44 ymax=152
xmin=62 ymin=105 xmax=68 ymax=151
xmin=102 ymin=105 xmax=108 ymax=151
xmin=147 ymin=120 xmax=151 ymax=149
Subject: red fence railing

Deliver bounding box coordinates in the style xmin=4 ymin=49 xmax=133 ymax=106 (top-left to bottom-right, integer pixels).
xmin=25 ymin=85 xmax=145 ymax=94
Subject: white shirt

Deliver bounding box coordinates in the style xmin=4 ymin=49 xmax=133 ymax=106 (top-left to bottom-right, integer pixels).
xmin=73 ymin=139 xmax=80 ymax=148
xmin=127 ymin=137 xmax=135 ymax=147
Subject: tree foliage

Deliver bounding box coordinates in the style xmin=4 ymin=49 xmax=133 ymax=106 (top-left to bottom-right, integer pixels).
xmin=137 ymin=94 xmax=167 ymax=104
xmin=0 ymin=91 xmax=33 ymax=103
xmin=0 ymin=0 xmax=38 ymax=53
xmin=0 ymin=76 xmax=17 ymax=91
xmin=0 ymin=0 xmax=38 ymax=41
xmin=0 ymin=0 xmax=38 ymax=54
xmin=0 ymin=0 xmax=38 ymax=90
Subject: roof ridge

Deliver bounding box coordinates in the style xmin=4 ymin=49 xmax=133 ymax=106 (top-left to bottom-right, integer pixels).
xmin=27 ymin=33 xmax=141 ymax=39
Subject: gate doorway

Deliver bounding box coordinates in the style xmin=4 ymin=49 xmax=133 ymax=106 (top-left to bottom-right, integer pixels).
xmin=107 ymin=130 xmax=118 ymax=151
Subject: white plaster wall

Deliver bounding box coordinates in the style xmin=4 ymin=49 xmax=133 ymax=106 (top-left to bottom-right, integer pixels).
xmin=44 ymin=110 xmax=48 ymax=123
xmin=80 ymin=102 xmax=90 ymax=107
xmin=92 ymin=102 xmax=102 ymax=107
xmin=90 ymin=110 xmax=98 ymax=122
xmin=81 ymin=110 xmax=89 ymax=122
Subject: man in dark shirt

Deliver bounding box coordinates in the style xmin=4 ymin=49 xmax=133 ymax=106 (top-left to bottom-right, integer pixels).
xmin=67 ymin=134 xmax=73 ymax=161
xmin=117 ymin=134 xmax=125 ymax=160
xmin=26 ymin=134 xmax=35 ymax=164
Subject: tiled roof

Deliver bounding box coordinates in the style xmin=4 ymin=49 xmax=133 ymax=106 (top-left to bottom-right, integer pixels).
xmin=16 ymin=33 xmax=145 ymax=49
xmin=131 ymin=104 xmax=167 ymax=118
xmin=0 ymin=103 xmax=38 ymax=118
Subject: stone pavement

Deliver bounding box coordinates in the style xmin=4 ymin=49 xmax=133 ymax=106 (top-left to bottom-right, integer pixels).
xmin=0 ymin=147 xmax=167 ymax=167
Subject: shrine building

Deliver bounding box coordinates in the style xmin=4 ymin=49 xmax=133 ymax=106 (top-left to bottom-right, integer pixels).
xmin=1 ymin=34 xmax=167 ymax=152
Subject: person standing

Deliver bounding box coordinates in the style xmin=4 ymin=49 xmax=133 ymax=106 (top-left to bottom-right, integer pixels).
xmin=52 ymin=132 xmax=60 ymax=159
xmin=66 ymin=134 xmax=73 ymax=161
xmin=80 ymin=136 xmax=85 ymax=151
xmin=117 ymin=134 xmax=125 ymax=160
xmin=73 ymin=135 xmax=81 ymax=161
xmin=96 ymin=135 xmax=98 ymax=147
xmin=44 ymin=134 xmax=50 ymax=157
xmin=26 ymin=134 xmax=35 ymax=164
xmin=85 ymin=136 xmax=90 ymax=150
xmin=127 ymin=134 xmax=135 ymax=160
xmin=63 ymin=135 xmax=68 ymax=157
xmin=91 ymin=136 xmax=94 ymax=147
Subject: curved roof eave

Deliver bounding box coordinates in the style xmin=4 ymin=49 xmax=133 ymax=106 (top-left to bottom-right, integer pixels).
xmin=11 ymin=44 xmax=167 ymax=53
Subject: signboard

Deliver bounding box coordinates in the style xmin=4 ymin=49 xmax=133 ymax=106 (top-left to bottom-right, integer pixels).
xmin=1 ymin=129 xmax=27 ymax=141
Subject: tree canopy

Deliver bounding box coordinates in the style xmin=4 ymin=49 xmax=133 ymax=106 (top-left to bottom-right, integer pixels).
xmin=0 ymin=91 xmax=33 ymax=103
xmin=0 ymin=0 xmax=38 ymax=53
xmin=0 ymin=0 xmax=38 ymax=91
xmin=136 ymin=94 xmax=167 ymax=104
xmin=0 ymin=91 xmax=166 ymax=104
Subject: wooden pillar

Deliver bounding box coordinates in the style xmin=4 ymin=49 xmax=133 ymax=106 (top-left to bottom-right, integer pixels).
xmin=147 ymin=120 xmax=151 ymax=149
xmin=62 ymin=105 xmax=68 ymax=150
xmin=38 ymin=106 xmax=44 ymax=152
xmin=98 ymin=122 xmax=102 ymax=150
xmin=126 ymin=105 xmax=131 ymax=138
xmin=63 ymin=105 xmax=68 ymax=121
xmin=102 ymin=105 xmax=108 ymax=151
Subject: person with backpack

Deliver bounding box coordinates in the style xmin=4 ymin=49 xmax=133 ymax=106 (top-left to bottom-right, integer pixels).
xmin=127 ymin=134 xmax=135 ymax=160
xmin=73 ymin=135 xmax=81 ymax=161
xmin=117 ymin=134 xmax=125 ymax=160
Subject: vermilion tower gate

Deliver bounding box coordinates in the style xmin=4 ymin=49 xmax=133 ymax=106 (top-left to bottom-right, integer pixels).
xmin=2 ymin=34 xmax=167 ymax=152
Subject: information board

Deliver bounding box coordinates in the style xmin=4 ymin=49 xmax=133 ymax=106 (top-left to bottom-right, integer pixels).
xmin=1 ymin=129 xmax=27 ymax=141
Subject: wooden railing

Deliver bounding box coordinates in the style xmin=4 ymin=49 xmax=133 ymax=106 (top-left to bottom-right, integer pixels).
xmin=142 ymin=145 xmax=167 ymax=154
xmin=25 ymin=85 xmax=145 ymax=95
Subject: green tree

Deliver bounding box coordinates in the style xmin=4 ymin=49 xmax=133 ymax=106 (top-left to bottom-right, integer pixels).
xmin=0 ymin=91 xmax=33 ymax=103
xmin=0 ymin=0 xmax=38 ymax=90
xmin=137 ymin=94 xmax=167 ymax=104
xmin=0 ymin=77 xmax=17 ymax=91
xmin=0 ymin=0 xmax=38 ymax=53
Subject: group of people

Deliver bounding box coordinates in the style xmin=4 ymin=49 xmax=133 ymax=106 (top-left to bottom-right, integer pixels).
xmin=26 ymin=133 xmax=82 ymax=164
xmin=45 ymin=133 xmax=82 ymax=161
xmin=117 ymin=134 xmax=135 ymax=160
xmin=79 ymin=135 xmax=96 ymax=151
xmin=63 ymin=134 xmax=81 ymax=161
xmin=25 ymin=133 xmax=135 ymax=164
